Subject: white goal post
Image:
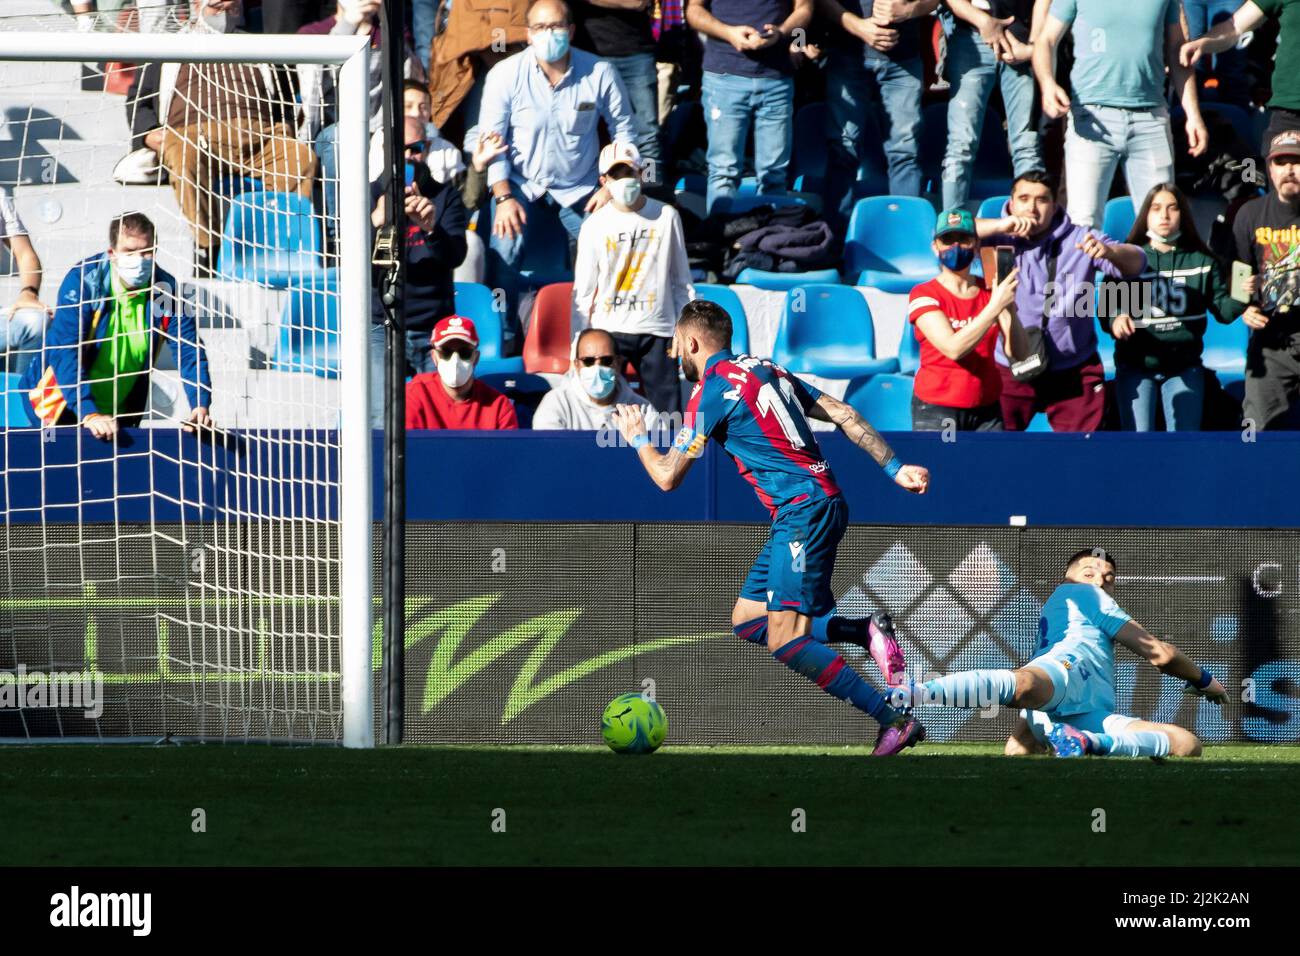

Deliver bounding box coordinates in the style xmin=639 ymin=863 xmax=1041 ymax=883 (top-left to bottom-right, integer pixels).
xmin=0 ymin=28 xmax=374 ymax=748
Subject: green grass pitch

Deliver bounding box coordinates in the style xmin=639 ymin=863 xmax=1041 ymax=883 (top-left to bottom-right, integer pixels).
xmin=4 ymin=743 xmax=1298 ymax=866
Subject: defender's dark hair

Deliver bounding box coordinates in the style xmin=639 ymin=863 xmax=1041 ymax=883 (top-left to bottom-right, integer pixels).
xmin=109 ymin=212 xmax=155 ymax=246
xmin=1010 ymin=168 xmax=1059 ymax=197
xmin=1066 ymin=548 xmax=1117 ymax=574
xmin=676 ymin=299 xmax=733 ymax=347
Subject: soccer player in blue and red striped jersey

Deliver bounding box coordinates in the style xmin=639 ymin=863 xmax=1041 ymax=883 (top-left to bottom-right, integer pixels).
xmin=613 ymin=299 xmax=930 ymax=755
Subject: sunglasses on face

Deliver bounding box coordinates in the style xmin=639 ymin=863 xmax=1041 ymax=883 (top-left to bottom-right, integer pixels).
xmin=936 ymin=235 xmax=975 ymax=247
xmin=437 ymin=345 xmax=474 ymax=361
xmin=528 ymin=20 xmax=568 ymax=31
xmin=578 ymin=354 xmax=616 ymax=367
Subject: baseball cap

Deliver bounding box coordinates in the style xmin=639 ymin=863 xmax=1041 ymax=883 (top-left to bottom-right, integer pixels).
xmin=935 ymin=207 xmax=976 ymax=238
xmin=599 ymin=141 xmax=642 ymax=175
xmin=432 ymin=315 xmax=478 ymax=350
xmin=1267 ymin=129 xmax=1300 ymax=162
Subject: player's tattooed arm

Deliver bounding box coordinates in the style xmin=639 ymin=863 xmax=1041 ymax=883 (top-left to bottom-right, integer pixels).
xmin=809 ymin=393 xmax=931 ymax=494
xmin=1114 ymin=621 xmax=1228 ymax=703
xmin=611 ymin=404 xmax=697 ymax=492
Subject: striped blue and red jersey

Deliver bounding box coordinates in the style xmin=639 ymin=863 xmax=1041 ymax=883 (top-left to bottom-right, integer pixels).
xmin=679 ymin=351 xmax=841 ymax=517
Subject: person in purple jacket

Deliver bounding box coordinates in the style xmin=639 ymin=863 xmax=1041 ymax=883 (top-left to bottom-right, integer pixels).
xmin=975 ymin=169 xmax=1146 ymax=431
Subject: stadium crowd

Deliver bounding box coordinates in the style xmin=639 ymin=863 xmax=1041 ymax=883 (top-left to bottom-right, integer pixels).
xmin=5 ymin=0 xmax=1300 ymax=435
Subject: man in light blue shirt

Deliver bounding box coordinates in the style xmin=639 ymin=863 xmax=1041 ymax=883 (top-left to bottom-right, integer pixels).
xmin=886 ymin=548 xmax=1228 ymax=758
xmin=1033 ymin=0 xmax=1208 ymax=228
xmin=479 ymin=0 xmax=637 ymax=346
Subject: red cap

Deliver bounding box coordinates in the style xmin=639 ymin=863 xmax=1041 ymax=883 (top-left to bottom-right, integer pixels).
xmin=432 ymin=315 xmax=478 ymax=349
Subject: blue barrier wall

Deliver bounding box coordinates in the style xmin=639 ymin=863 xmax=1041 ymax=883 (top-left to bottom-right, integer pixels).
xmin=3 ymin=429 xmax=1299 ymax=526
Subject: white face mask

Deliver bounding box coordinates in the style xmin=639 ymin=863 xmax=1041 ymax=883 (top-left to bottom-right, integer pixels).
xmin=1148 ymin=228 xmax=1181 ymax=244
xmin=579 ymin=363 xmax=617 ymax=400
xmin=438 ymin=354 xmax=473 ymax=388
xmin=198 ymin=5 xmax=237 ymax=34
xmin=114 ymin=253 xmax=152 ymax=289
xmin=609 ymin=176 xmax=642 ymax=209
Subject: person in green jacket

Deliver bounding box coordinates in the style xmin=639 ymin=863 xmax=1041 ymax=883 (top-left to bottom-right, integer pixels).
xmin=1102 ymin=182 xmax=1245 ymax=430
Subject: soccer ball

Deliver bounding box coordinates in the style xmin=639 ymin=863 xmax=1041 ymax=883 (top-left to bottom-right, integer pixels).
xmin=601 ymin=693 xmax=667 ymax=754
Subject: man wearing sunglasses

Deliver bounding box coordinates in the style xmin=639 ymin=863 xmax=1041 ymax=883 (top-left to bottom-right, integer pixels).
xmin=534 ymin=328 xmax=660 ymax=431
xmin=405 ymin=315 xmax=518 ymax=430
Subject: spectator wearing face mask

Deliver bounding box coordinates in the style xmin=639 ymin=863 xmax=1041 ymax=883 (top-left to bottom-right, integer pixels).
xmin=370 ymin=115 xmax=469 ymax=429
xmin=572 ymin=142 xmax=694 ymax=416
xmin=21 ymin=212 xmax=212 ymax=441
xmin=405 ymin=315 xmax=519 ymax=429
xmin=533 ymin=328 xmax=660 ymax=430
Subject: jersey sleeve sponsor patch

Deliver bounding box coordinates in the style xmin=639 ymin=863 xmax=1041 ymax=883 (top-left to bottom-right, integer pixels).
xmin=673 ymin=426 xmax=707 ymax=458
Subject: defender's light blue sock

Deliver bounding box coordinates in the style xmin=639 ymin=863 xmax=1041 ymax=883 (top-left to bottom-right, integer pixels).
xmin=920 ymin=670 xmax=1018 ymax=708
xmin=1096 ymin=730 xmax=1170 ymax=758
xmin=773 ymin=636 xmax=897 ymax=725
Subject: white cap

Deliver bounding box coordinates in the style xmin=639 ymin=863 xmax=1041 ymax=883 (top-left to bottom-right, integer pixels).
xmin=599 ymin=141 xmax=642 ymax=175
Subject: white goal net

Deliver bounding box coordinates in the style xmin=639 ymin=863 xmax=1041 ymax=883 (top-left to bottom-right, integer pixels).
xmin=0 ymin=3 xmax=373 ymax=746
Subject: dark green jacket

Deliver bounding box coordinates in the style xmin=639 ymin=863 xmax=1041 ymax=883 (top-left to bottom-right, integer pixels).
xmin=1100 ymin=243 xmax=1244 ymax=373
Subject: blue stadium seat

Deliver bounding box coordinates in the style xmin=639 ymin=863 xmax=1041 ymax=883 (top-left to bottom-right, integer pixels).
xmin=1 ymin=372 xmax=31 ymax=427
xmin=844 ymin=196 xmax=939 ymax=293
xmin=843 ymin=373 xmax=913 ymax=431
xmin=694 ymin=283 xmax=751 ymax=354
xmin=711 ymin=193 xmax=808 ymax=215
xmin=455 ymin=282 xmax=524 ymax=375
xmin=772 ymin=284 xmax=900 ymax=378
xmin=1094 ymin=314 xmax=1116 ymax=377
xmin=674 ymin=175 xmax=759 ymax=197
xmin=1025 ymin=412 xmax=1053 ymax=432
xmin=735 ymin=267 xmax=840 ymax=292
xmin=477 ymin=372 xmax=552 ymax=428
xmin=273 ymin=270 xmax=339 ymax=378
xmin=977 ymin=195 xmax=1009 ymax=220
xmin=896 ymin=317 xmax=921 ymax=375
xmin=1202 ymin=316 xmax=1248 ymax=378
xmin=217 ymin=190 xmax=323 ymax=288
xmin=1101 ymin=196 xmax=1136 ymax=241
xmin=1199 ymin=103 xmax=1260 ymax=150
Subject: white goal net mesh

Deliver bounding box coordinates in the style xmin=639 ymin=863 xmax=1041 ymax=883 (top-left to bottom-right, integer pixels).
xmin=0 ymin=2 xmax=372 ymax=744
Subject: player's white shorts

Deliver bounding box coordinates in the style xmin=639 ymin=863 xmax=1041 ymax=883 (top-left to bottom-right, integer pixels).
xmin=1022 ymin=707 xmax=1138 ymax=742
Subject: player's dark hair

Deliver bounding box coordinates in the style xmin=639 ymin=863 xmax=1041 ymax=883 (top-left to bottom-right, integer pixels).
xmin=677 ymin=299 xmax=732 ymax=348
xmin=1066 ymin=548 xmax=1117 ymax=574
xmin=403 ymin=79 xmax=431 ymax=101
xmin=109 ymin=211 xmax=155 ymax=247
xmin=1011 ymin=168 xmax=1058 ymax=198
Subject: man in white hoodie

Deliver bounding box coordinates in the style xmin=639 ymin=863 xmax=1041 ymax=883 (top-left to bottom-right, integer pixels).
xmin=533 ymin=328 xmax=659 ymax=432
xmin=572 ymin=141 xmax=694 ymax=416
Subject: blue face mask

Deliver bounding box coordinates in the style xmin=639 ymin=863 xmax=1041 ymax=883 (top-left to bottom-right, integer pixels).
xmin=579 ymin=363 xmax=616 ymax=400
xmin=938 ymin=244 xmax=976 ymax=271
xmin=532 ymin=28 xmax=570 ymax=63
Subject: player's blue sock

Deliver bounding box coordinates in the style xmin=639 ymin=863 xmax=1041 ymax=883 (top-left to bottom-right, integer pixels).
xmin=733 ymin=617 xmax=768 ymax=646
xmin=1097 ymin=730 xmax=1170 ymax=758
xmin=773 ymin=636 xmax=897 ymax=725
xmin=1084 ymin=732 xmax=1112 ymax=754
xmin=920 ymin=670 xmax=1017 ymax=708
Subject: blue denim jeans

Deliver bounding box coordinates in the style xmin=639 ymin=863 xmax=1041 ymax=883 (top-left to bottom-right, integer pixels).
xmin=369 ymin=322 xmax=435 ymax=430
xmin=0 ymin=307 xmax=45 ymax=375
xmin=941 ymin=27 xmax=1042 ymax=209
xmin=1064 ymin=103 xmax=1175 ymax=229
xmin=412 ymin=0 xmax=436 ymax=73
xmin=486 ymin=191 xmax=587 ymax=348
xmin=1115 ymin=362 xmax=1206 ymax=431
xmin=315 ymin=122 xmax=339 ymax=236
xmin=823 ymin=48 xmax=923 ymax=232
xmin=608 ymin=52 xmax=662 ymax=187
xmin=701 ymin=71 xmax=794 ymax=214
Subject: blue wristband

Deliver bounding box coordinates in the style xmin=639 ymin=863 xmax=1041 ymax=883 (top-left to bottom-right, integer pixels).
xmin=629 ymin=433 xmax=649 ymax=450
xmin=882 ymin=456 xmax=902 ymax=479
xmin=1194 ymin=666 xmax=1214 ymax=690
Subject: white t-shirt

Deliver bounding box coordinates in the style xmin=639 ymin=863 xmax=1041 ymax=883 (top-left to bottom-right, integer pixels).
xmin=532 ymin=372 xmax=659 ymax=432
xmin=572 ymin=197 xmax=695 ymax=339
xmin=0 ymin=186 xmax=27 ymax=241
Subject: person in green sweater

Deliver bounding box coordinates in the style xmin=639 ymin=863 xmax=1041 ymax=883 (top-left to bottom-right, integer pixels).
xmin=1102 ymin=182 xmax=1245 ymax=430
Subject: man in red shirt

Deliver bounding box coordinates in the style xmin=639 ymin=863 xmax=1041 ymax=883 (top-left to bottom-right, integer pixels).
xmin=405 ymin=316 xmax=519 ymax=430
xmin=907 ymin=208 xmax=1023 ymax=430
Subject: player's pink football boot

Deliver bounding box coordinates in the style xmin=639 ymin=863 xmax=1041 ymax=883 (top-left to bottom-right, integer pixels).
xmin=871 ymin=715 xmax=926 ymax=756
xmin=1046 ymin=722 xmax=1091 ymax=758
xmin=867 ymin=612 xmax=907 ymax=687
